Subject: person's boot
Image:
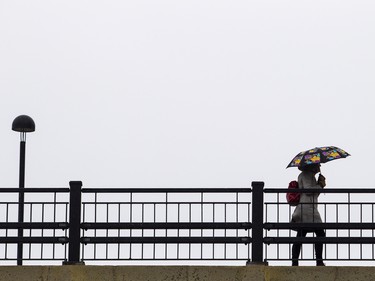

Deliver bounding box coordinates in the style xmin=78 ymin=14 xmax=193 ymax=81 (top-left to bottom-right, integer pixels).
xmin=315 ymin=242 xmax=324 ymax=266
xmin=291 ymin=243 xmax=301 ymax=266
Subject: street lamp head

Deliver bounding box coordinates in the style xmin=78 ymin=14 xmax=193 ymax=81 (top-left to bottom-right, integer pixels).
xmin=12 ymin=115 xmax=35 ymax=133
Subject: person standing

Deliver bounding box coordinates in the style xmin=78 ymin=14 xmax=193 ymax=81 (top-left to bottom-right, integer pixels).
xmin=291 ymin=163 xmax=326 ymax=266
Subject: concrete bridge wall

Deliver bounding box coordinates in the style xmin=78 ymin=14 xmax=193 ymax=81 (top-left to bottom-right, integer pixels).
xmin=0 ymin=265 xmax=374 ymax=281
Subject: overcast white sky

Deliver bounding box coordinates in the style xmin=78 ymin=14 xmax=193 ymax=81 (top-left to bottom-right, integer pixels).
xmin=1 ymin=1 xmax=374 ymax=189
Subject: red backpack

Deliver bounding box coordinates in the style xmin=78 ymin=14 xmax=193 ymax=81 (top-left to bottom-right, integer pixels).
xmin=286 ymin=180 xmax=300 ymax=206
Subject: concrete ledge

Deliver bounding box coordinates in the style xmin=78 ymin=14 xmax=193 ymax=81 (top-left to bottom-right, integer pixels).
xmin=0 ymin=265 xmax=375 ymax=281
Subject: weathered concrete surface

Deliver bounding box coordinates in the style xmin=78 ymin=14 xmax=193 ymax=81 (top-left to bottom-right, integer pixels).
xmin=0 ymin=266 xmax=375 ymax=281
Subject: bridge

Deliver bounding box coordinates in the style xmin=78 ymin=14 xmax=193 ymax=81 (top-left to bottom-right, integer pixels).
xmin=1 ymin=181 xmax=374 ymax=265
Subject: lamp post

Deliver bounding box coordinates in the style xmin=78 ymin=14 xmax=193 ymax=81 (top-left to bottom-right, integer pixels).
xmin=12 ymin=115 xmax=35 ymax=266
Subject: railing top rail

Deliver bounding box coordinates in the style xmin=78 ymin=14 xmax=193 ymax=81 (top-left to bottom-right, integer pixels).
xmin=81 ymin=187 xmax=252 ymax=193
xmin=264 ymin=222 xmax=375 ymax=229
xmin=264 ymin=188 xmax=375 ymax=193
xmin=81 ymin=201 xmax=250 ymax=204
xmin=0 ymin=188 xmax=70 ymax=193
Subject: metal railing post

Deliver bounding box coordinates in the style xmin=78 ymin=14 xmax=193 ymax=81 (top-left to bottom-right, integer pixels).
xmin=248 ymin=181 xmax=266 ymax=265
xmin=17 ymin=140 xmax=26 ymax=265
xmin=64 ymin=181 xmax=84 ymax=265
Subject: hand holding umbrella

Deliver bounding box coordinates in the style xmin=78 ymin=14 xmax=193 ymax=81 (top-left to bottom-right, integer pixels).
xmin=318 ymin=173 xmax=326 ymax=188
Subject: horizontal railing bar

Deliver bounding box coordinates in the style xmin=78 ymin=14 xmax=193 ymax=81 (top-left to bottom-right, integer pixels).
xmin=81 ymin=258 xmax=250 ymax=261
xmin=81 ymin=222 xmax=251 ymax=230
xmin=265 ymin=258 xmax=374 ymax=261
xmin=81 ymin=237 xmax=252 ymax=244
xmin=0 ymin=258 xmax=67 ymax=261
xmin=264 ymin=188 xmax=375 ymax=193
xmin=82 ymin=202 xmax=251 ymax=205
xmin=264 ymin=223 xmax=375 ymax=230
xmin=0 ymin=237 xmax=68 ymax=243
xmin=0 ymin=188 xmax=70 ymax=193
xmin=264 ymin=237 xmax=375 ymax=244
xmin=0 ymin=223 xmax=69 ymax=229
xmin=82 ymin=188 xmax=252 ymax=193
xmin=265 ymin=202 xmax=375 ymax=205
xmin=0 ymin=202 xmax=69 ymax=205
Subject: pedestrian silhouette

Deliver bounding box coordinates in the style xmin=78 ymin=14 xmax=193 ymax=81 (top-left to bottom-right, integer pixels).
xmin=291 ymin=163 xmax=326 ymax=266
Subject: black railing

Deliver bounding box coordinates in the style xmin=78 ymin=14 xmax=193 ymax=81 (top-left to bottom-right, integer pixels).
xmin=263 ymin=187 xmax=375 ymax=264
xmin=0 ymin=187 xmax=70 ymax=264
xmin=79 ymin=185 xmax=252 ymax=262
xmin=0 ymin=181 xmax=375 ymax=265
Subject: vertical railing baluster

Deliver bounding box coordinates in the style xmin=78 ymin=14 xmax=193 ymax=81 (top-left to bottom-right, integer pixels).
xmin=248 ymin=200 xmax=251 ymax=261
xmin=265 ymin=202 xmax=268 ymax=261
xmin=189 ymin=203 xmax=191 ymax=260
xmin=324 ymin=202 xmax=327 ymax=261
xmin=65 ymin=201 xmax=69 ymax=261
xmin=224 ymin=202 xmax=227 ymax=260
xmin=53 ymin=192 xmax=57 ymax=260
xmin=106 ymin=203 xmax=109 ymax=260
xmin=373 ymin=203 xmax=374 ymax=260
xmin=118 ymin=203 xmax=121 ymax=260
xmin=94 ymin=193 xmax=97 ymax=260
xmin=276 ymin=193 xmax=280 ymax=261
xmin=41 ymin=203 xmax=45 ymax=260
xmin=165 ymin=192 xmax=168 ymax=260
xmin=348 ymin=192 xmax=351 ymax=260
xmin=5 ymin=203 xmax=9 ymax=260
xmin=130 ymin=192 xmax=133 ymax=260
xmin=201 ymin=193 xmax=203 ymax=260
xmin=29 ymin=203 xmax=33 ymax=260
xmin=336 ymin=201 xmax=339 ymax=260
xmin=360 ymin=202 xmax=363 ymax=260
xmin=213 ymin=202 xmax=215 ymax=259
xmin=142 ymin=202 xmax=144 ymax=260
xmin=177 ymin=203 xmax=180 ymax=259
xmin=153 ymin=202 xmax=156 ymax=260
xmin=236 ymin=192 xmax=239 ymax=260
xmin=81 ymin=202 xmax=86 ymax=261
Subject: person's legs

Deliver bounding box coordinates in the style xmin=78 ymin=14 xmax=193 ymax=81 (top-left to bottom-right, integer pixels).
xmin=314 ymin=229 xmax=326 ymax=266
xmin=292 ymin=230 xmax=307 ymax=266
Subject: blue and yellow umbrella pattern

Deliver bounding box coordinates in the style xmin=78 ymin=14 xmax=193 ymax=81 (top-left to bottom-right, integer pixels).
xmin=287 ymin=146 xmax=350 ymax=168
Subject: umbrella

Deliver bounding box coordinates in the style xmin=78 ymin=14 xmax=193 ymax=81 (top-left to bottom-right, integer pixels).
xmin=287 ymin=146 xmax=350 ymax=168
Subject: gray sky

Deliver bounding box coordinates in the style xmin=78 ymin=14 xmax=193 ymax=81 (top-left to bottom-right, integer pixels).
xmin=1 ymin=1 xmax=374 ymax=189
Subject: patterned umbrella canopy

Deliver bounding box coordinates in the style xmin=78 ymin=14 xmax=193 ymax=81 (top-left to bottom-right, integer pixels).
xmin=287 ymin=146 xmax=350 ymax=168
